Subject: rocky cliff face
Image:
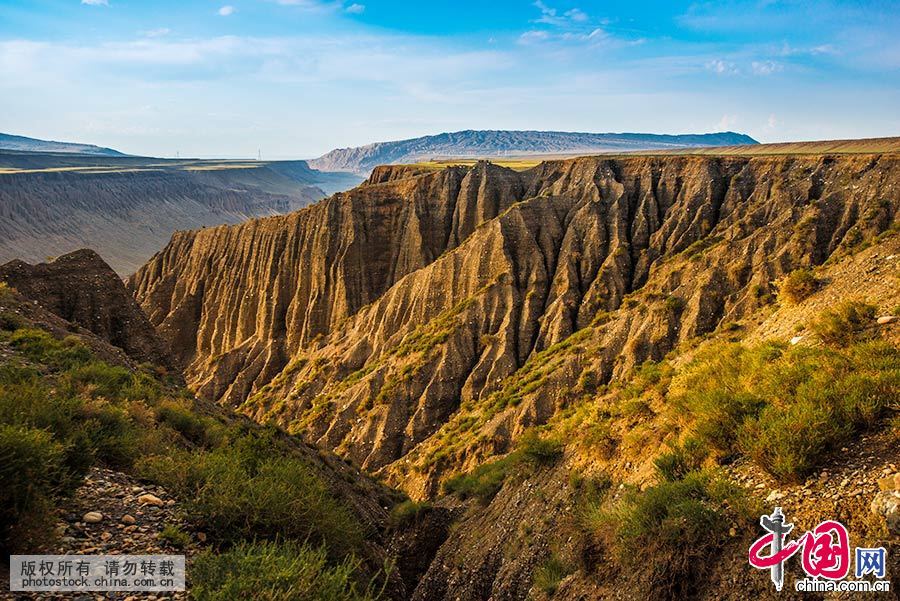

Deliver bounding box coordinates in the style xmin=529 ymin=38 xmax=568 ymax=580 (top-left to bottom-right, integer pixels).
xmin=131 ymin=153 xmax=900 ymax=498
xmin=0 ymin=156 xmax=356 ymax=275
xmin=1 ymin=249 xmax=174 ymax=368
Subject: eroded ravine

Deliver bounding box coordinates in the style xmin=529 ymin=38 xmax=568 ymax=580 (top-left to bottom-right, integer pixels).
xmin=130 ymin=153 xmax=900 ymax=497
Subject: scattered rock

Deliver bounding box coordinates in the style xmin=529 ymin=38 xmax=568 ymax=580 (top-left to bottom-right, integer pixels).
xmin=83 ymin=511 xmax=103 ymax=524
xmin=765 ymin=490 xmax=785 ymax=503
xmin=878 ymin=473 xmax=900 ymax=492
xmin=871 ymin=491 xmax=900 ymax=535
xmin=876 ymin=315 xmax=898 ymax=325
xmin=138 ymin=493 xmax=164 ymax=507
xmin=121 ymin=514 xmax=136 ymax=525
xmin=790 ymin=335 xmax=803 ymax=345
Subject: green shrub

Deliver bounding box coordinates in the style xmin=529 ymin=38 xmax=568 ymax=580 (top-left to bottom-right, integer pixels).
xmin=443 ymin=454 xmax=515 ymax=502
xmin=389 ymin=500 xmax=432 ymax=529
xmin=191 ymin=541 xmax=379 ymax=601
xmin=533 ymin=553 xmax=572 ymax=596
xmin=621 ymin=360 xmax=672 ymax=400
xmin=592 ymin=471 xmax=755 ymax=600
xmin=4 ymin=329 xmax=93 ymax=370
xmin=738 ymin=341 xmax=898 ymax=481
xmin=681 ymin=389 xmax=764 ymax=455
xmin=518 ymin=431 xmax=564 ymax=465
xmin=0 ymin=309 xmax=23 ymax=331
xmin=673 ymin=338 xmax=899 ymax=483
xmin=779 ymin=268 xmax=819 ymax=304
xmin=443 ymin=431 xmax=564 ymax=502
xmin=158 ymin=524 xmax=191 ymax=549
xmin=138 ymin=431 xmax=362 ymax=555
xmin=810 ymin=300 xmax=876 ymax=346
xmin=654 ymin=438 xmax=708 ymax=481
xmin=64 ymin=362 xmax=133 ymax=399
xmin=156 ymin=400 xmax=210 ymax=446
xmin=0 ymin=425 xmax=70 ymax=550
xmin=664 ymin=295 xmax=686 ymax=314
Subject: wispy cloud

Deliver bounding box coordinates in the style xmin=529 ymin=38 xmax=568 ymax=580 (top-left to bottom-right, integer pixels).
xmin=81 ymin=0 xmax=109 ymax=5
xmin=532 ymin=1 xmax=590 ymax=28
xmin=705 ymin=59 xmax=739 ymax=75
xmin=141 ymin=28 xmax=172 ymax=38
xmin=751 ymin=60 xmax=782 ymax=75
xmin=345 ymin=4 xmax=365 ymax=14
xmin=520 ymin=1 xmax=626 ymax=48
xmin=218 ymin=5 xmax=235 ymax=17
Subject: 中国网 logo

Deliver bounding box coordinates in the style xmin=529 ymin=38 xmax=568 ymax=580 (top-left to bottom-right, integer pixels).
xmin=748 ymin=507 xmax=890 ymax=593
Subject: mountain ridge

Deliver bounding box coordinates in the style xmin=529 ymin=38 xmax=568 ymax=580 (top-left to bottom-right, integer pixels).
xmin=308 ymin=129 xmax=759 ymax=175
xmin=0 ymin=132 xmax=125 ymax=156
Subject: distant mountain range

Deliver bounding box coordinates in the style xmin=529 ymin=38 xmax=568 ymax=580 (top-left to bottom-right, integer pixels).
xmin=308 ymin=129 xmax=760 ymax=175
xmin=0 ymin=132 xmax=125 ymax=156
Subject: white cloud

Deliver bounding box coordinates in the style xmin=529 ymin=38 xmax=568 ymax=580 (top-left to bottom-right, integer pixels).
xmin=141 ymin=28 xmax=171 ymax=38
xmin=565 ymin=8 xmax=588 ymax=23
xmin=218 ymin=5 xmax=235 ymax=16
xmin=522 ymin=2 xmax=625 ymax=48
xmin=717 ymin=114 xmax=739 ymax=130
xmin=766 ymin=114 xmax=778 ymax=130
xmin=751 ymin=60 xmax=782 ymax=75
xmin=81 ymin=0 xmax=109 ymax=5
xmin=345 ymin=3 xmax=365 ymax=14
xmin=518 ymin=30 xmax=550 ymax=45
xmin=705 ymin=59 xmax=738 ymax=75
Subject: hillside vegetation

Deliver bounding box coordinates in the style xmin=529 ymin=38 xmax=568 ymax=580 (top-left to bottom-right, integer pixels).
xmin=0 ymin=283 xmax=398 ymax=599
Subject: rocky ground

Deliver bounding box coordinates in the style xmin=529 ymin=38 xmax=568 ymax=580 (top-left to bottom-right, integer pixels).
xmin=552 ymin=427 xmax=900 ymax=601
xmin=2 ymin=467 xmax=205 ymax=601
xmin=721 ymin=428 xmax=900 ymax=599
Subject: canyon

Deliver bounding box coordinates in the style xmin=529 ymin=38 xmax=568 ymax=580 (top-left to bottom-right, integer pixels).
xmin=4 ymin=142 xmax=898 ymax=600
xmin=129 ymin=149 xmax=900 ymax=498
xmin=0 ymin=151 xmax=361 ymax=275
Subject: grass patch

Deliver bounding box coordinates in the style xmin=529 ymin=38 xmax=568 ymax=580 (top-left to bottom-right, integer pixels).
xmin=587 ymin=471 xmax=757 ymax=600
xmin=389 ymin=500 xmax=432 ymax=529
xmin=0 ymin=322 xmax=387 ymax=594
xmin=0 ymin=425 xmax=71 ymax=549
xmin=138 ymin=428 xmax=362 ymax=555
xmin=158 ymin=524 xmax=191 ymax=549
xmin=779 ymin=268 xmax=819 ymax=304
xmin=532 ymin=553 xmax=573 ymax=596
xmin=810 ymin=300 xmax=876 ymax=346
xmin=443 ymin=431 xmax=563 ymax=502
xmin=671 ymin=333 xmax=899 ymax=482
xmin=654 ymin=438 xmax=708 ymax=482
xmin=190 ymin=540 xmax=379 ymax=601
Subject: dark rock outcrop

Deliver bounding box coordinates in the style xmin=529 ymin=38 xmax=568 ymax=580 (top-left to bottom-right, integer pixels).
xmin=1 ymin=249 xmax=174 ymax=368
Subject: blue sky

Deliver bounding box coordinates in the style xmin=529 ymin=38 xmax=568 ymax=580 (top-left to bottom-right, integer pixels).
xmin=1 ymin=0 xmax=898 ymax=158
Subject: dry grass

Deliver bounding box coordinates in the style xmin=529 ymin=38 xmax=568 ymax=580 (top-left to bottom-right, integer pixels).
xmin=407 ymin=158 xmax=543 ymax=171
xmin=654 ymin=136 xmax=900 ymax=157
xmin=0 ymin=162 xmax=263 ymax=175
xmin=181 ymin=163 xmax=263 ymax=171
